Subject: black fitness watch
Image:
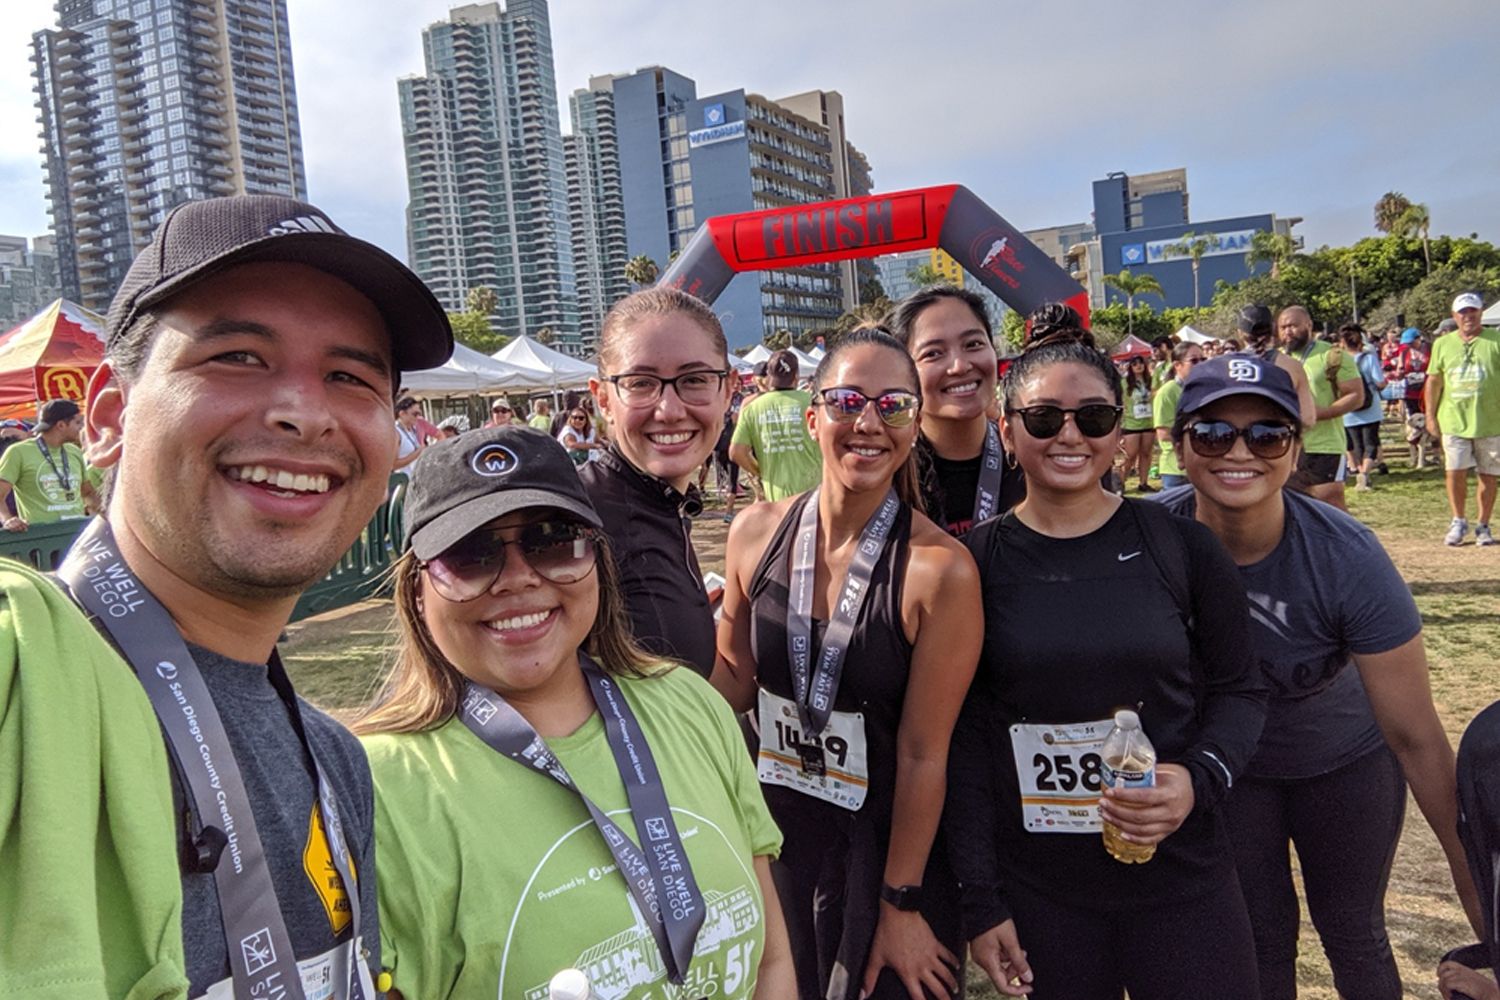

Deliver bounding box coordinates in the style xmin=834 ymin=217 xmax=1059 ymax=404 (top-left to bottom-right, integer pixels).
xmin=880 ymin=882 xmax=924 ymax=912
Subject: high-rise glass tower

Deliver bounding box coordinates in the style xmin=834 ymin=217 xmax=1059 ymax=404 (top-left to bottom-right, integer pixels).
xmin=33 ymin=0 xmax=307 ymax=311
xmin=565 ymin=85 xmax=628 ymax=350
xmin=400 ymin=1 xmax=580 ymax=353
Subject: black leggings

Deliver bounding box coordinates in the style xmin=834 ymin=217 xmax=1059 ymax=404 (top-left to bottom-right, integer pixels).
xmin=1346 ymin=421 xmax=1382 ymax=465
xmin=1003 ymin=870 xmax=1259 ymax=1000
xmin=1224 ymin=744 xmax=1407 ymax=1000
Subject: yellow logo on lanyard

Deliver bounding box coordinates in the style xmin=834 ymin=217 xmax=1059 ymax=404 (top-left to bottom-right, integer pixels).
xmin=303 ymin=804 xmax=354 ymax=935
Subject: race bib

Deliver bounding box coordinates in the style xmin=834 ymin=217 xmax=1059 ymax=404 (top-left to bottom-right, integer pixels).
xmin=1132 ymin=402 xmax=1152 ymax=419
xmin=757 ymin=689 xmax=868 ymax=811
xmin=1009 ymin=720 xmax=1111 ymax=833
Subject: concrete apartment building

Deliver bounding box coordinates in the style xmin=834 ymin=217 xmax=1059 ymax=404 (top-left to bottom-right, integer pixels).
xmin=0 ymin=236 xmax=63 ymax=328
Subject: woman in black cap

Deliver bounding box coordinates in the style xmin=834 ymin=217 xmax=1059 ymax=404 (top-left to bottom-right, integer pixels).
xmin=1161 ymin=354 xmax=1479 ymax=1000
xmin=946 ymin=339 xmax=1265 ymax=1000
xmin=579 ymin=287 xmax=736 ymax=676
xmin=356 ymin=426 xmax=793 ymax=1000
xmin=715 ymin=327 xmax=981 ymax=1000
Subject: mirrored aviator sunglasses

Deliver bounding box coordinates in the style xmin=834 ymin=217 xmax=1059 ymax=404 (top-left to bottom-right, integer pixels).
xmin=1185 ymin=420 xmax=1296 ymax=459
xmin=422 ymin=521 xmax=600 ymax=602
xmin=818 ymin=387 xmax=919 ymax=427
xmin=1008 ymin=403 xmax=1122 ymax=439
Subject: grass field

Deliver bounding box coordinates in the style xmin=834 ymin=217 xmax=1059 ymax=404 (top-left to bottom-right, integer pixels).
xmin=279 ymin=422 xmax=1498 ymax=1000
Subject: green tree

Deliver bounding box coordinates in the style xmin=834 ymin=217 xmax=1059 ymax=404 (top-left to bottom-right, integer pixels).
xmin=1099 ymin=269 xmax=1165 ymax=335
xmin=858 ymin=274 xmax=888 ymax=305
xmin=465 ymin=285 xmax=498 ymax=316
xmin=624 ymin=254 xmax=659 ymax=288
xmin=533 ymin=326 xmax=556 ymax=346
xmin=447 ymin=311 xmax=509 ymax=355
xmin=1245 ymin=231 xmax=1301 ymax=280
xmin=999 ymin=310 xmax=1027 ymax=352
xmin=835 ymin=297 xmax=891 ymax=336
xmin=1374 ymin=191 xmax=1412 ymax=234
xmin=907 ymin=263 xmax=959 ymax=287
xmin=1398 ymin=203 xmax=1433 ymax=275
xmin=1163 ymin=231 xmax=1217 ymax=317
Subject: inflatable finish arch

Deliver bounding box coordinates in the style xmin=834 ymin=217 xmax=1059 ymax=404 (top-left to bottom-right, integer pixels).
xmin=658 ymin=184 xmax=1090 ymax=327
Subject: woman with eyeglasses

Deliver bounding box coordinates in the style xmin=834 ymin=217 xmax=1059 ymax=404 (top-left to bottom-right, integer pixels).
xmin=1159 ymin=355 xmax=1480 ymax=1000
xmin=579 ymin=287 xmax=736 ymax=677
xmin=1153 ymin=342 xmax=1206 ymax=489
xmin=715 ymin=328 xmax=982 ymax=1000
xmin=946 ymin=339 xmax=1266 ymax=1000
xmin=356 ymin=427 xmax=794 ymax=1000
xmin=888 ymin=286 xmax=1025 ymax=539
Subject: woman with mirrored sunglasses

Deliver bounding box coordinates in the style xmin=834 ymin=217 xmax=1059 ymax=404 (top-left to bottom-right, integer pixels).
xmin=355 ymin=427 xmax=794 ymax=1000
xmin=946 ymin=339 xmax=1266 ymax=1000
xmin=1159 ymin=355 xmax=1480 ymax=1000
xmin=889 ymin=285 xmax=1025 ymax=539
xmin=715 ymin=327 xmax=982 ymax=1000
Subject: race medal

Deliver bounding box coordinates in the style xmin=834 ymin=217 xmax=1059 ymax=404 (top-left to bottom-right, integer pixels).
xmin=1010 ymin=719 xmax=1113 ymax=833
xmin=64 ymin=491 xmax=75 ymax=502
xmin=757 ymin=689 xmax=869 ymax=810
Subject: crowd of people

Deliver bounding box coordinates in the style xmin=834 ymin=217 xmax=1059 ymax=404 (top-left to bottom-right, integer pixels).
xmin=2 ymin=189 xmax=1497 ymax=1000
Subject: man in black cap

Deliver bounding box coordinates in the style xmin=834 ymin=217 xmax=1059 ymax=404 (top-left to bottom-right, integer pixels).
xmin=0 ymin=397 xmax=96 ymax=529
xmin=0 ymin=195 xmax=451 ymax=999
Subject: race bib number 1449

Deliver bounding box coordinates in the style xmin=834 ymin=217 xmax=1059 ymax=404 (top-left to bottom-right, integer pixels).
xmin=757 ymin=689 xmax=869 ymax=811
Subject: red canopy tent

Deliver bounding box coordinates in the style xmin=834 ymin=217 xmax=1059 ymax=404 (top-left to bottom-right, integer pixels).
xmin=0 ymin=299 xmax=106 ymax=421
xmin=1110 ymin=334 xmax=1154 ymax=361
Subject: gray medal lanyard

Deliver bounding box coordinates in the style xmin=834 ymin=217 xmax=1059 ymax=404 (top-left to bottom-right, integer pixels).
xmin=458 ymin=652 xmax=705 ymax=985
xmin=786 ymin=487 xmax=900 ymax=736
xmin=35 ymin=437 xmax=73 ymax=496
xmin=57 ymin=518 xmax=365 ymax=1000
xmin=973 ymin=420 xmax=1003 ymax=524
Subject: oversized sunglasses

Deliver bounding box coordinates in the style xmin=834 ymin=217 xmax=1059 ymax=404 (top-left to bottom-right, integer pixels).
xmin=1007 ymin=404 xmax=1122 ymax=439
xmin=422 ymin=521 xmax=600 ymax=602
xmin=816 ymin=387 xmax=920 ymax=427
xmin=1184 ymin=420 xmax=1296 ymax=459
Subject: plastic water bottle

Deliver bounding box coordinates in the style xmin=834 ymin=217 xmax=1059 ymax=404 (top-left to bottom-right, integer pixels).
xmin=548 ymin=969 xmax=593 ymax=1000
xmin=1100 ymin=709 xmax=1157 ymax=864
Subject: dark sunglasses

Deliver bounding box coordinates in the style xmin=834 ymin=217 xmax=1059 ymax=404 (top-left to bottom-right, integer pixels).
xmin=422 ymin=521 xmax=600 ymax=602
xmin=1007 ymin=404 xmax=1122 ymax=439
xmin=816 ymin=387 xmax=920 ymax=427
xmin=1185 ymin=420 xmax=1296 ymax=459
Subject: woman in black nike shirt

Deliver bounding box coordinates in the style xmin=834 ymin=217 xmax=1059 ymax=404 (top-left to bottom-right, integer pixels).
xmin=945 ymin=338 xmax=1267 ymax=1000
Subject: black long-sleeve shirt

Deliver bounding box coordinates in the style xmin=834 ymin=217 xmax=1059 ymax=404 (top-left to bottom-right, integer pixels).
xmin=944 ymin=499 xmax=1266 ymax=933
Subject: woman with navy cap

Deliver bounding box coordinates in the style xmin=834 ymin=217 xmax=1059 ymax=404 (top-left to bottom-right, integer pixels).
xmin=356 ymin=426 xmax=793 ymax=1000
xmin=1162 ymin=354 xmax=1480 ymax=1000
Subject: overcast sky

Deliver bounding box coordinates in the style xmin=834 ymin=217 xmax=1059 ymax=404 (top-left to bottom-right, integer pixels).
xmin=2 ymin=0 xmax=1496 ymax=265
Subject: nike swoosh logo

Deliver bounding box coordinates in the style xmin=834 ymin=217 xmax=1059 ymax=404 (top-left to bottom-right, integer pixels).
xmin=1118 ymin=551 xmax=1143 ymax=562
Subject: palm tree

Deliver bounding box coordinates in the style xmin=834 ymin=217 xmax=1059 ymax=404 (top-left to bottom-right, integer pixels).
xmin=907 ymin=263 xmax=959 ymax=287
xmin=624 ymin=254 xmax=659 ymax=288
xmin=1398 ymin=203 xmax=1433 ymax=275
xmin=1245 ymin=231 xmax=1300 ymax=280
xmin=1373 ymin=191 xmax=1412 ymax=234
xmin=1100 ymin=269 xmax=1164 ymax=335
xmin=1163 ymin=231 xmax=1216 ymax=317
xmin=465 ymin=285 xmax=498 ymax=317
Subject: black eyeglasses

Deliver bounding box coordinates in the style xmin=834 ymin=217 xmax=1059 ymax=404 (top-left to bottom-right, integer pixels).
xmin=1007 ymin=404 xmax=1122 ymax=439
xmin=816 ymin=387 xmax=920 ymax=428
xmin=604 ymin=370 xmax=729 ymax=408
xmin=1185 ymin=420 xmax=1296 ymax=459
xmin=422 ymin=521 xmax=600 ymax=602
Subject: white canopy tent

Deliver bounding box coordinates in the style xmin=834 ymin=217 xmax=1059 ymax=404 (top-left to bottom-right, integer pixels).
xmin=728 ymin=353 xmax=756 ymax=373
xmin=1174 ymin=324 xmax=1217 ymax=345
xmin=401 ymin=342 xmax=553 ymax=396
xmin=492 ymin=334 xmax=596 ymax=388
xmin=740 ymin=344 xmax=772 ymax=364
xmin=1483 ymin=299 xmax=1500 ymax=327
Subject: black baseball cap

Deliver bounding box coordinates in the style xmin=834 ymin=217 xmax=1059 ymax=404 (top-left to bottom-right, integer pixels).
xmin=34 ymin=398 xmax=81 ymax=431
xmin=106 ymin=195 xmax=453 ymax=373
xmin=1177 ymin=354 xmax=1300 ymax=424
xmin=1237 ymin=304 xmax=1274 ymax=338
xmin=403 ymin=426 xmax=601 ymax=559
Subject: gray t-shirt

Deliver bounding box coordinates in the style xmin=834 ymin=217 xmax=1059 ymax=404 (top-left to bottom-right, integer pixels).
xmin=174 ymin=644 xmax=379 ymax=997
xmin=1157 ymin=488 xmax=1422 ymax=779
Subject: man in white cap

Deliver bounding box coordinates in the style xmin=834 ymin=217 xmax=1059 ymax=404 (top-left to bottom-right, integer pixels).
xmin=1426 ymin=292 xmax=1500 ymax=545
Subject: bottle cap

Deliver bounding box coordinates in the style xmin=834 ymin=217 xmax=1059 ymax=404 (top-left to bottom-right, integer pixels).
xmin=549 ymin=968 xmax=591 ymax=1000
xmin=1114 ymin=709 xmax=1141 ymax=730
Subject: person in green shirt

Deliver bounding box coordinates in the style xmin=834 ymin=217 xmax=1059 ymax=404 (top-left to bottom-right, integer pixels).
xmin=528 ymin=397 xmax=554 ymax=431
xmin=0 ymin=398 xmax=95 ymax=529
xmin=729 ymin=350 xmax=822 ymax=501
xmin=1279 ymin=305 xmax=1362 ymax=512
xmin=1153 ymin=342 xmax=1204 ymax=488
xmin=1425 ymin=292 xmax=1500 ymax=546
xmin=1121 ymin=354 xmax=1157 ymax=491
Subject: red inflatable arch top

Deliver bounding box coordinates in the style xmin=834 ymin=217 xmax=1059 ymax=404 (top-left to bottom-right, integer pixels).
xmin=658 ymin=183 xmax=1089 ymax=327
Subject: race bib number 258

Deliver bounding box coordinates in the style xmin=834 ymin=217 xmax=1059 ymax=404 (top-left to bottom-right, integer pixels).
xmin=1009 ymin=720 xmax=1111 ymax=833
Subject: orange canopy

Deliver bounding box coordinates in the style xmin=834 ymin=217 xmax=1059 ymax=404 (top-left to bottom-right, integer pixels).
xmin=0 ymin=299 xmax=106 ymax=421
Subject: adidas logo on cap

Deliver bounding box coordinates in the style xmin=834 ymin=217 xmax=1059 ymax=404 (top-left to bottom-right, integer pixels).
xmin=268 ymin=215 xmax=338 ymax=237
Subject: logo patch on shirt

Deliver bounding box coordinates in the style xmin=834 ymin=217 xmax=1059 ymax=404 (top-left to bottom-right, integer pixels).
xmin=303 ymin=805 xmax=353 ymax=935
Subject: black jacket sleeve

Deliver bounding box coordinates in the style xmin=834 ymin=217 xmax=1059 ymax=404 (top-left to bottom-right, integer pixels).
xmin=1175 ymin=518 xmax=1267 ymax=814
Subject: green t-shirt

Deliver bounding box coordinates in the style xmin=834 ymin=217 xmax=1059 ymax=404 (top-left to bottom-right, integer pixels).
xmin=1151 ymin=361 xmax=1172 ymax=391
xmin=0 ymin=439 xmax=89 ymax=523
xmin=1153 ymin=379 xmax=1185 ymax=476
xmin=1290 ymin=341 xmax=1361 ymax=455
xmin=730 ymin=389 xmax=821 ymax=501
xmin=1123 ymin=382 xmax=1154 ymax=432
xmin=1429 ymin=329 xmax=1500 ymax=439
xmin=363 ymin=667 xmax=783 ymax=1000
xmin=528 ymin=413 xmax=553 ymax=432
